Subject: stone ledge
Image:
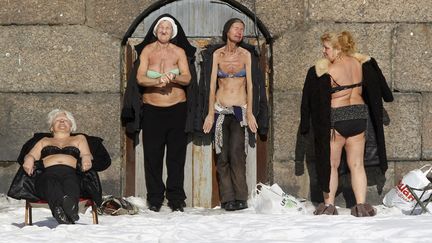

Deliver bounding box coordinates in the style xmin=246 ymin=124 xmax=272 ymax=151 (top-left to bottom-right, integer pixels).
xmin=0 ymin=25 xmax=120 ymax=93
xmin=0 ymin=0 xmax=84 ymax=25
xmin=308 ymin=0 xmax=432 ymax=22
xmin=393 ymin=24 xmax=432 ymax=92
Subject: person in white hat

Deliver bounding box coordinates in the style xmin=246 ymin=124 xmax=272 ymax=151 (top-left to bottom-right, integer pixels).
xmin=134 ymin=15 xmax=192 ymax=213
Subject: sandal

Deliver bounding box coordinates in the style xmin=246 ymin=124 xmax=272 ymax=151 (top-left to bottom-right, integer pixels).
xmin=314 ymin=202 xmax=338 ymax=215
xmin=351 ymin=203 xmax=376 ymax=217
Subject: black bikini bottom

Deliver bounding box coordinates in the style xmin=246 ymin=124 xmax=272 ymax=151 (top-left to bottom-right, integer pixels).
xmin=333 ymin=119 xmax=367 ymax=137
xmin=331 ymin=104 xmax=368 ymax=138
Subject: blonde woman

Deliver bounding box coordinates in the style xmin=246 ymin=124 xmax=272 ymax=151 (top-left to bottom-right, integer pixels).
xmin=300 ymin=31 xmax=393 ymax=216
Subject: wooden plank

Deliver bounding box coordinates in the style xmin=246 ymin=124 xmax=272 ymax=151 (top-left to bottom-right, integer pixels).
xmin=256 ymin=43 xmax=270 ymax=184
xmin=124 ymin=43 xmax=136 ymax=197
xmin=192 ymin=136 xmax=214 ymax=208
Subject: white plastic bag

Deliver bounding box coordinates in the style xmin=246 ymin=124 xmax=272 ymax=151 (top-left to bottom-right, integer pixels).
xmin=251 ymin=183 xmax=306 ymax=214
xmin=383 ymin=165 xmax=432 ymax=212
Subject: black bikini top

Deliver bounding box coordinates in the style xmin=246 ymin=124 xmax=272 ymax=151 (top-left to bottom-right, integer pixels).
xmin=330 ymin=75 xmax=363 ymax=93
xmin=41 ymin=145 xmax=80 ymax=160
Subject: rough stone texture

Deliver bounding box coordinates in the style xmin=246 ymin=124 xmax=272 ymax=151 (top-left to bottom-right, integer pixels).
xmin=0 ymin=0 xmax=85 ymax=25
xmin=86 ymin=0 xmax=153 ymax=38
xmin=384 ymin=93 xmax=421 ymax=160
xmin=273 ymin=91 xmax=301 ymax=161
xmin=393 ymin=24 xmax=432 ymax=92
xmin=255 ymin=0 xmax=304 ymax=37
xmin=422 ymin=93 xmax=432 ymax=160
xmin=0 ymin=26 xmax=120 ymax=93
xmin=0 ymin=162 xmax=19 ymax=194
xmin=273 ymin=23 xmax=394 ymax=92
xmin=273 ymin=161 xmax=311 ymax=200
xmin=308 ymin=0 xmax=432 ymax=22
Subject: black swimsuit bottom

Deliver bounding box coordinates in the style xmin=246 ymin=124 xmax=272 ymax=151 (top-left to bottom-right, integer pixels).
xmin=331 ymin=104 xmax=368 ymax=138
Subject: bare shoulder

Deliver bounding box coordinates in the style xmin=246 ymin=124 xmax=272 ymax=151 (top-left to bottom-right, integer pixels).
xmin=74 ymin=134 xmax=88 ymax=143
xmin=171 ymin=44 xmax=187 ymax=57
xmin=328 ymin=62 xmax=344 ymax=74
xmin=141 ymin=43 xmax=156 ymax=56
xmin=37 ymin=137 xmax=49 ymax=147
xmin=214 ymin=47 xmax=224 ymax=56
xmin=238 ymin=47 xmax=251 ymax=57
xmin=213 ymin=47 xmax=224 ymax=61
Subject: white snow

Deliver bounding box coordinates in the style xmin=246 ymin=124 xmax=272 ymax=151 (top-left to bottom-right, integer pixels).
xmin=1 ymin=194 xmax=431 ymax=243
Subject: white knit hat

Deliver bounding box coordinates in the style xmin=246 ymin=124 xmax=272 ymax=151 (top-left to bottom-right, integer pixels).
xmin=153 ymin=17 xmax=178 ymax=39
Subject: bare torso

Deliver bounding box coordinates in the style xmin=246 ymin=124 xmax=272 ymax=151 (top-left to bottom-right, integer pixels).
xmin=329 ymin=56 xmax=364 ymax=108
xmin=141 ymin=42 xmax=186 ymax=107
xmin=39 ymin=135 xmax=84 ymax=168
xmin=215 ymin=47 xmax=248 ymax=107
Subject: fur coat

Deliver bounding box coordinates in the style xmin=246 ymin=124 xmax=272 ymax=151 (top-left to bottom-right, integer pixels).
xmin=300 ymin=53 xmax=394 ymax=193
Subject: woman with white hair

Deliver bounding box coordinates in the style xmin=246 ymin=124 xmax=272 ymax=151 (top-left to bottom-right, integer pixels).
xmin=122 ymin=14 xmax=196 ymax=213
xmin=22 ymin=109 xmax=93 ymax=224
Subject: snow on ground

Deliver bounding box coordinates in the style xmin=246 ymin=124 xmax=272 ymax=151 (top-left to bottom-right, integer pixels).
xmin=1 ymin=194 xmax=431 ymax=243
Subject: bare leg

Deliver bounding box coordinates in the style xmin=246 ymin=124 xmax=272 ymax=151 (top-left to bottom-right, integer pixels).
xmin=345 ymin=132 xmax=366 ymax=204
xmin=324 ymin=130 xmax=346 ymax=205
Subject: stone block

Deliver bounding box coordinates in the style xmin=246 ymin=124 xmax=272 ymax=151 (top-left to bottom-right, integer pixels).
xmin=98 ymin=157 xmax=122 ymax=196
xmin=273 ymin=23 xmax=393 ymax=92
xmin=393 ymin=24 xmax=432 ymax=92
xmin=308 ymin=0 xmax=432 ymax=22
xmin=255 ymin=0 xmax=304 ymax=36
xmin=0 ymin=93 xmax=121 ymax=163
xmin=273 ymin=91 xmax=301 ymax=161
xmin=422 ymin=93 xmax=432 ymax=160
xmin=0 ymin=162 xmax=19 ymax=194
xmin=384 ymin=93 xmax=421 ymax=160
xmin=0 ymin=26 xmax=120 ymax=93
xmin=0 ymin=0 xmax=84 ymax=25
xmin=86 ymin=0 xmax=153 ymax=38
xmin=273 ymin=161 xmax=310 ymax=200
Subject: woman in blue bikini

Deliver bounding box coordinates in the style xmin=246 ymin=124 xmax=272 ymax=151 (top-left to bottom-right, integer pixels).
xmin=203 ymin=18 xmax=258 ymax=211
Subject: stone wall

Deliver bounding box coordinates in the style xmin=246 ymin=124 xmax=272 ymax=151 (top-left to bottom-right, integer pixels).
xmin=1 ymin=0 xmax=432 ymax=207
xmin=260 ymin=0 xmax=432 ymax=206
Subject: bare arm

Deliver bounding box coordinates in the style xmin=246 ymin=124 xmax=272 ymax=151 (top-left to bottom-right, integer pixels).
xmin=23 ymin=139 xmax=44 ymax=176
xmin=203 ymin=53 xmax=219 ymax=133
xmin=77 ymin=135 xmax=93 ymax=172
xmin=136 ymin=47 xmax=164 ymax=87
xmin=245 ymin=52 xmax=257 ymax=133
xmin=169 ymin=48 xmax=191 ymax=86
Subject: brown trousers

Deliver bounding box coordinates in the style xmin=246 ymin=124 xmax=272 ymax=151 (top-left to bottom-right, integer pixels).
xmin=216 ymin=115 xmax=248 ymax=203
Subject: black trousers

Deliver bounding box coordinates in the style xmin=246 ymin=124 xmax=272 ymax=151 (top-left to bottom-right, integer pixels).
xmin=141 ymin=102 xmax=187 ymax=206
xmin=216 ymin=115 xmax=248 ymax=203
xmin=35 ymin=165 xmax=80 ymax=213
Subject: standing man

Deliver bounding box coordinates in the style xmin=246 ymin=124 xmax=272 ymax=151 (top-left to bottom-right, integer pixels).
xmin=122 ymin=14 xmax=197 ymax=212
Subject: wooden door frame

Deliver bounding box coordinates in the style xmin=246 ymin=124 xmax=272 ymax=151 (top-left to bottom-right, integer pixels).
xmin=121 ymin=0 xmax=274 ymax=199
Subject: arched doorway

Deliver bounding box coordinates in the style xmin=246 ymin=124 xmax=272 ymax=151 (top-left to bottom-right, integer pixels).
xmin=121 ymin=0 xmax=273 ymax=208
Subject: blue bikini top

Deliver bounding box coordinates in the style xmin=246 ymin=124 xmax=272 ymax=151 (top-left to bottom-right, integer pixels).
xmin=217 ymin=68 xmax=246 ymax=78
xmin=41 ymin=145 xmax=80 ymax=160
